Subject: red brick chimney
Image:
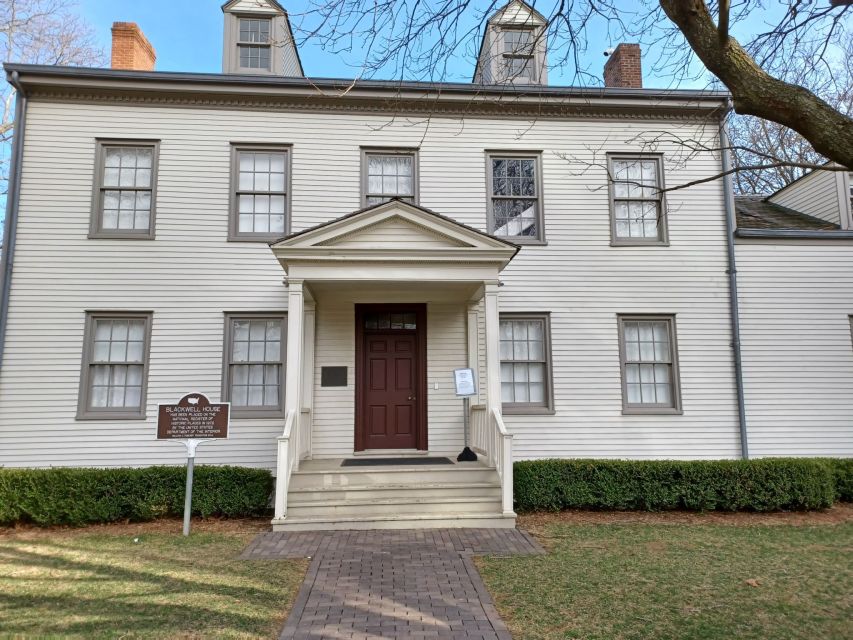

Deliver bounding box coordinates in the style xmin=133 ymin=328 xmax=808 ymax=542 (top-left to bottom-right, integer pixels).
xmin=604 ymin=43 xmax=642 ymax=89
xmin=111 ymin=22 xmax=156 ymax=71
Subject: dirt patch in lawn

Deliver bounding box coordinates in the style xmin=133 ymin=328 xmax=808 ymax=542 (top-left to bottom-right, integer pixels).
xmin=0 ymin=516 xmax=272 ymax=540
xmin=518 ymin=502 xmax=853 ymax=536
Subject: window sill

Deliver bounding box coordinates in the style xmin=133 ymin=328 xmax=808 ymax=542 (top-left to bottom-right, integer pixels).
xmin=610 ymin=240 xmax=670 ymax=248
xmin=622 ymin=407 xmax=683 ymax=416
xmin=228 ymin=235 xmax=289 ymax=243
xmin=497 ymin=238 xmax=547 ymax=246
xmin=76 ymin=412 xmax=148 ymax=421
xmin=88 ymin=233 xmax=156 ymax=241
xmin=502 ymin=406 xmax=555 ymax=416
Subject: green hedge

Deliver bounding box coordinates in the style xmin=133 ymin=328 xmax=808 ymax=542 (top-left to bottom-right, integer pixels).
xmin=513 ymin=458 xmax=842 ymax=512
xmin=819 ymin=457 xmax=853 ymax=502
xmin=0 ymin=465 xmax=273 ymax=527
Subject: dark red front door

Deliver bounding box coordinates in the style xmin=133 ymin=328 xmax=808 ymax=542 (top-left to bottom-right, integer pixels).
xmin=355 ymin=305 xmax=426 ymax=451
xmin=364 ymin=334 xmax=418 ymax=449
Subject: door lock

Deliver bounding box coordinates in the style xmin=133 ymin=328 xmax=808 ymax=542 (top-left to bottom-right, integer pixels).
xmin=408 ymin=396 xmax=416 ymax=401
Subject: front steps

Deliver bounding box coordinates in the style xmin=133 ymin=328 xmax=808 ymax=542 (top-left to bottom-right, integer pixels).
xmin=271 ymin=458 xmax=516 ymax=531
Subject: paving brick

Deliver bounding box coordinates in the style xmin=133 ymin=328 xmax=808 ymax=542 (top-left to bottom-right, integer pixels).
xmin=241 ymin=528 xmax=541 ymax=639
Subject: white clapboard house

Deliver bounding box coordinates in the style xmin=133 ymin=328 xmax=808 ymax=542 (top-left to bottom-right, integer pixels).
xmin=0 ymin=0 xmax=851 ymax=530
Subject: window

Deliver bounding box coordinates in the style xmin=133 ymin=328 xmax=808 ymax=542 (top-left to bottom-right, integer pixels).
xmin=90 ymin=141 xmax=158 ymax=239
xmin=487 ymin=153 xmax=544 ymax=242
xmin=609 ymin=155 xmax=667 ymax=245
xmin=618 ymin=315 xmax=682 ymax=414
xmin=77 ymin=312 xmax=152 ymax=419
xmin=230 ymin=145 xmax=290 ymax=241
xmin=362 ymin=149 xmax=417 ymax=206
xmin=238 ymin=18 xmax=272 ymax=70
xmin=499 ymin=314 xmax=552 ymax=413
xmin=502 ymin=29 xmax=535 ymax=80
xmin=223 ymin=314 xmax=286 ymax=417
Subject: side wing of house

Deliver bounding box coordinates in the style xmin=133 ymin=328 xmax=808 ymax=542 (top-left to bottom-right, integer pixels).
xmin=768 ymin=168 xmax=851 ymax=228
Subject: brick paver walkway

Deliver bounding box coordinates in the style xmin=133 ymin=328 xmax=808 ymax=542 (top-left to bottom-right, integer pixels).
xmin=241 ymin=529 xmax=544 ymax=639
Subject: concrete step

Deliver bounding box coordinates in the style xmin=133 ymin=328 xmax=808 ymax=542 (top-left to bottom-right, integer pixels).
xmin=271 ymin=512 xmax=517 ymax=531
xmin=288 ymin=481 xmax=502 ymax=504
xmin=289 ymin=464 xmax=498 ymax=489
xmin=286 ymin=495 xmax=502 ymax=519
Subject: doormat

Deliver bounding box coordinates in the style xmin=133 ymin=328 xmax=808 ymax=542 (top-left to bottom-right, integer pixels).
xmin=341 ymin=457 xmax=454 ymax=467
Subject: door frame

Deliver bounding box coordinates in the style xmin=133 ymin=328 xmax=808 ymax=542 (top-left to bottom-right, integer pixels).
xmin=354 ymin=303 xmax=428 ymax=452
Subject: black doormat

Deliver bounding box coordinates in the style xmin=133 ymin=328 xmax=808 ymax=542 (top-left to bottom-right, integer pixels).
xmin=341 ymin=457 xmax=454 ymax=467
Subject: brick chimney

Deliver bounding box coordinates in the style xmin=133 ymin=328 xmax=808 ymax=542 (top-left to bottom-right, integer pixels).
xmin=604 ymin=43 xmax=642 ymax=89
xmin=111 ymin=22 xmax=156 ymax=71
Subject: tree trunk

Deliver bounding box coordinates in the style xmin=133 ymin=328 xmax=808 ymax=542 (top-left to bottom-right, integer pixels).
xmin=659 ymin=0 xmax=853 ymax=169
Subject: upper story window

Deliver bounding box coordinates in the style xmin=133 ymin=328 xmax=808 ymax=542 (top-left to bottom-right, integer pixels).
xmin=502 ymin=29 xmax=535 ymax=80
xmin=487 ymin=153 xmax=544 ymax=243
xmin=238 ymin=18 xmax=272 ymax=70
xmin=77 ymin=312 xmax=152 ymax=420
xmin=609 ymin=155 xmax=668 ymax=245
xmin=229 ymin=145 xmax=290 ymax=241
xmin=362 ymin=149 xmax=418 ymax=206
xmin=90 ymin=140 xmax=158 ymax=240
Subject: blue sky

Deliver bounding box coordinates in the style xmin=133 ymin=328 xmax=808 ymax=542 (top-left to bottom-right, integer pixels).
xmin=73 ymin=0 xmax=731 ymax=87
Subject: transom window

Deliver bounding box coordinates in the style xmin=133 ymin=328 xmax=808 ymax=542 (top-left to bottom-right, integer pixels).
xmin=610 ymin=156 xmax=667 ymax=244
xmin=363 ymin=150 xmax=417 ymax=206
xmin=363 ymin=312 xmax=417 ymax=330
xmin=78 ymin=312 xmax=152 ymax=419
xmin=618 ymin=315 xmax=681 ymax=413
xmin=499 ymin=314 xmax=552 ymax=412
xmin=238 ymin=18 xmax=272 ymax=70
xmin=488 ymin=155 xmax=543 ymax=242
xmin=91 ymin=141 xmax=158 ymax=239
xmin=230 ymin=146 xmax=289 ymax=240
xmin=224 ymin=315 xmax=286 ymax=417
xmin=503 ymin=29 xmax=535 ymax=80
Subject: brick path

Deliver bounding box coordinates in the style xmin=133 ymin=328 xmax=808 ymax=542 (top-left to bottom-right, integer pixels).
xmin=241 ymin=529 xmax=545 ymax=639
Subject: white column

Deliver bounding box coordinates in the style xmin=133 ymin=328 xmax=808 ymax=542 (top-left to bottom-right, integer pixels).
xmin=466 ymin=303 xmax=480 ymax=405
xmin=483 ymin=282 xmax=501 ymax=415
xmin=301 ymin=299 xmax=316 ymax=459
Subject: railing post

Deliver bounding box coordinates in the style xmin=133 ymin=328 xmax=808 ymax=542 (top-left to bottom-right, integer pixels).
xmin=274 ymin=436 xmax=289 ymax=520
xmin=502 ymin=434 xmax=514 ymax=514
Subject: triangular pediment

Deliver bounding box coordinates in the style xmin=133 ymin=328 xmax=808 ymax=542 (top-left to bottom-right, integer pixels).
xmin=222 ymin=0 xmax=284 ymax=15
xmin=272 ymin=200 xmax=518 ymax=253
xmin=489 ymin=0 xmax=547 ymax=26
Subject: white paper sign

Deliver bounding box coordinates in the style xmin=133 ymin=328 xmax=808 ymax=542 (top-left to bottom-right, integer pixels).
xmin=453 ymin=368 xmax=477 ymax=397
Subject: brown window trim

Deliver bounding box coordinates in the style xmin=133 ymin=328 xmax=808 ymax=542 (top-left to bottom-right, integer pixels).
xmin=607 ymin=153 xmax=669 ymax=247
xmin=221 ymin=312 xmax=287 ymax=419
xmin=76 ymin=311 xmax=153 ymax=421
xmin=485 ymin=150 xmax=547 ymax=245
xmin=500 ymin=26 xmax=538 ymax=83
xmin=617 ymin=313 xmax=683 ymax=415
xmin=89 ymin=139 xmax=160 ymax=240
xmin=236 ymin=15 xmax=273 ymax=72
xmin=228 ymin=143 xmax=292 ymax=242
xmin=499 ymin=312 xmax=555 ymax=415
xmin=360 ymin=147 xmax=420 ymax=207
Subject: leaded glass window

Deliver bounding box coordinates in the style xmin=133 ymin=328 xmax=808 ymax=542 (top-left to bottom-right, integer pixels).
xmin=499 ymin=315 xmax=551 ymax=410
xmin=489 ymin=156 xmax=542 ymax=241
xmin=619 ymin=316 xmax=681 ymax=412
xmin=225 ymin=315 xmax=286 ymax=416
xmin=610 ymin=157 xmax=666 ymax=243
xmin=232 ymin=147 xmax=289 ymax=239
xmin=364 ymin=152 xmax=416 ymax=206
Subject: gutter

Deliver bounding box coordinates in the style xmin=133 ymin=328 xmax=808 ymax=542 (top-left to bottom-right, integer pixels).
xmin=719 ymin=102 xmax=749 ymax=460
xmin=735 ymin=229 xmax=853 ymax=240
xmin=0 ymin=70 xmax=27 ymax=372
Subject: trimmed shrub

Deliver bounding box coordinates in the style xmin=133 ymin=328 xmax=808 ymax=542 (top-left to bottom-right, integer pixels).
xmin=0 ymin=465 xmax=273 ymax=527
xmin=513 ymin=458 xmax=836 ymax=513
xmin=817 ymin=458 xmax=853 ymax=502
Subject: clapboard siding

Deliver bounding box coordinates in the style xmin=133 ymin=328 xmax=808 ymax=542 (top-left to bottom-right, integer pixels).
xmin=735 ymin=241 xmax=853 ymax=457
xmin=768 ymin=170 xmax=843 ymax=225
xmin=0 ymin=98 xmax=743 ymax=468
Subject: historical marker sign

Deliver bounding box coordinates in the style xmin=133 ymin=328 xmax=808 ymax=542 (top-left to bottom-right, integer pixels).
xmin=158 ymin=393 xmax=229 ymax=440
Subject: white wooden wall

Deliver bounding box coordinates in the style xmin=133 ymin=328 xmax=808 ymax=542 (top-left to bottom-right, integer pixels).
xmin=0 ymin=98 xmax=751 ymax=467
xmin=768 ymin=170 xmax=843 ymax=226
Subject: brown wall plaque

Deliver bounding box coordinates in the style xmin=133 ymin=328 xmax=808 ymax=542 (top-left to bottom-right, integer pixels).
xmin=157 ymin=393 xmax=229 ymax=440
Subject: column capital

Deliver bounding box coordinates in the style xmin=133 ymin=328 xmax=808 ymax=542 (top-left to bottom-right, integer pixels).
xmin=484 ymin=281 xmax=500 ymax=295
xmin=286 ymin=278 xmax=305 ymax=289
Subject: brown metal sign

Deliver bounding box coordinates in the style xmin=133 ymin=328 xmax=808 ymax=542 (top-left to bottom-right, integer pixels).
xmin=157 ymin=393 xmax=229 ymax=440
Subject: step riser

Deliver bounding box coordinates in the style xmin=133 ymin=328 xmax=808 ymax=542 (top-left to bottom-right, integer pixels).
xmin=272 ymin=516 xmax=517 ymax=531
xmin=289 ymin=486 xmax=502 ymax=503
xmin=287 ymin=500 xmax=502 ymax=519
xmin=289 ymin=468 xmax=497 ymax=488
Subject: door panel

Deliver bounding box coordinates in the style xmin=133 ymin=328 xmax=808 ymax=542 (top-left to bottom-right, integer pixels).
xmin=363 ymin=333 xmax=418 ymax=449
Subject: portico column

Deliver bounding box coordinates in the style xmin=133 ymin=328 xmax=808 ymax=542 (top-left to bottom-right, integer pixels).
xmin=483 ymin=281 xmax=502 ymax=416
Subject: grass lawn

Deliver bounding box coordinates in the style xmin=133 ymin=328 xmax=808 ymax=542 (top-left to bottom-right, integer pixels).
xmin=0 ymin=519 xmax=307 ymax=639
xmin=477 ymin=509 xmax=853 ymax=640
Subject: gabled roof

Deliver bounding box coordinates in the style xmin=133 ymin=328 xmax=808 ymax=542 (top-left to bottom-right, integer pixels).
xmin=734 ymin=195 xmax=841 ymax=231
xmin=222 ymin=0 xmax=285 ymax=14
xmin=270 ymin=199 xmax=519 ymax=270
xmin=486 ymin=0 xmax=548 ymax=26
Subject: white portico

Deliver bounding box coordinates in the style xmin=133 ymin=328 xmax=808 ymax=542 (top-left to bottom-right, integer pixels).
xmin=268 ymin=200 xmax=519 ymax=530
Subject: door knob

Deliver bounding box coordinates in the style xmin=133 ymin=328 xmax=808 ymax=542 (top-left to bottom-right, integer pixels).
xmin=408 ymin=396 xmax=416 ymax=401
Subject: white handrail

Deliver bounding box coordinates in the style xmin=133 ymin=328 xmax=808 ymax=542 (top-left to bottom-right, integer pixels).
xmin=274 ymin=409 xmax=297 ymax=520
xmin=469 ymin=403 xmax=514 ymax=515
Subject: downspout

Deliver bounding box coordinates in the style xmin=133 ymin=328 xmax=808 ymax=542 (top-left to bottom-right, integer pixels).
xmin=719 ymin=100 xmax=749 ymax=459
xmin=0 ymin=71 xmax=27 ymax=372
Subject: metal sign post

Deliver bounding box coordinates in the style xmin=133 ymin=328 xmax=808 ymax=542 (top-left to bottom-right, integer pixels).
xmin=157 ymin=393 xmax=230 ymax=537
xmin=453 ymin=368 xmax=478 ymax=462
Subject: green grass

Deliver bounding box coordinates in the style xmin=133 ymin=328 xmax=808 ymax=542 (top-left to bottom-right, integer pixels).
xmin=477 ymin=521 xmax=852 ymax=640
xmin=0 ymin=525 xmax=307 ymax=639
